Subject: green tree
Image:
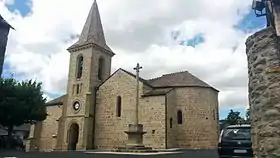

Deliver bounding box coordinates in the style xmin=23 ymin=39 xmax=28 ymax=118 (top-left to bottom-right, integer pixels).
xmin=225 ymin=109 xmax=245 ymax=125
xmin=244 ymin=108 xmax=250 ymax=124
xmin=0 ymin=76 xmax=47 ymax=148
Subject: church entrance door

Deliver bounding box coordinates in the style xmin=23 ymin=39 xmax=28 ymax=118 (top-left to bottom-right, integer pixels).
xmin=67 ymin=123 xmax=79 ymax=150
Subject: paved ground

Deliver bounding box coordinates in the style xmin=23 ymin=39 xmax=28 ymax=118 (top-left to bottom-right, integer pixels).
xmin=0 ymin=149 xmax=219 ymax=158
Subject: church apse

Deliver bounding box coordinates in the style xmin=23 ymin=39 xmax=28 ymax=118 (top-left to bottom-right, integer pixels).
xmin=172 ymin=87 xmax=219 ymax=149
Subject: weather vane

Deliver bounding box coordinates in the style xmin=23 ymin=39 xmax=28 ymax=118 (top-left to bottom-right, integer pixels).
xmin=252 ymin=0 xmax=280 ymax=36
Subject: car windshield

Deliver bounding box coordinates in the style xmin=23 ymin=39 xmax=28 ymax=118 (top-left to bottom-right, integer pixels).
xmin=223 ymin=127 xmax=251 ymax=140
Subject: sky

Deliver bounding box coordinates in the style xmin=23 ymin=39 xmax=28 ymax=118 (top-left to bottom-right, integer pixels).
xmin=0 ymin=0 xmax=267 ymax=119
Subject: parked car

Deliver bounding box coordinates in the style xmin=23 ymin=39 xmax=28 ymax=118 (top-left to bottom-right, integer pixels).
xmin=218 ymin=124 xmax=253 ymax=158
xmin=0 ymin=134 xmax=24 ymax=150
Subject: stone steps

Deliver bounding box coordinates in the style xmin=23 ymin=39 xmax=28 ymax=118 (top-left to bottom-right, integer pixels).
xmin=113 ymin=146 xmax=156 ymax=153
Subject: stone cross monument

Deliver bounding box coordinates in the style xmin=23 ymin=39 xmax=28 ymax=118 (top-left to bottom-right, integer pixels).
xmin=133 ymin=63 xmax=142 ymax=125
xmin=124 ymin=63 xmax=149 ymax=150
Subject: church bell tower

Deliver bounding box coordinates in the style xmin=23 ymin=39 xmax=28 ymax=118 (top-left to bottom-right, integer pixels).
xmin=57 ymin=0 xmax=115 ymax=150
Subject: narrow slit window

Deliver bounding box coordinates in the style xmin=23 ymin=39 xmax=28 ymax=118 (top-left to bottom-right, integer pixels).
xmin=213 ymin=109 xmax=216 ymax=120
xmin=98 ymin=57 xmax=104 ymax=80
xmin=177 ymin=110 xmax=183 ymax=124
xmin=76 ymin=55 xmax=83 ymax=79
xmin=76 ymin=84 xmax=80 ymax=94
xmin=116 ymin=96 xmax=122 ymax=117
xmin=170 ymin=118 xmax=173 ymax=128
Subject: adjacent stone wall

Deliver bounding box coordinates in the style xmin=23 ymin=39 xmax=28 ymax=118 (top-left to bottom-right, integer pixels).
xmin=94 ymin=69 xmax=166 ymax=149
xmin=26 ymin=105 xmax=62 ymax=152
xmin=166 ymin=89 xmax=177 ymax=148
xmin=173 ymin=87 xmax=219 ymax=149
xmin=246 ymin=27 xmax=280 ymax=158
xmin=25 ymin=125 xmax=34 ymax=152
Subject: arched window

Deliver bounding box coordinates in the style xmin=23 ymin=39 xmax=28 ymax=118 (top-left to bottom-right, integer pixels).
xmin=177 ymin=110 xmax=183 ymax=124
xmin=98 ymin=57 xmax=104 ymax=80
xmin=116 ymin=96 xmax=122 ymax=117
xmin=76 ymin=55 xmax=83 ymax=79
xmin=170 ymin=118 xmax=173 ymax=128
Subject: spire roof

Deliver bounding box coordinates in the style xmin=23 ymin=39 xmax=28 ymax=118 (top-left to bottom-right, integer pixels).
xmin=68 ymin=0 xmax=112 ymax=52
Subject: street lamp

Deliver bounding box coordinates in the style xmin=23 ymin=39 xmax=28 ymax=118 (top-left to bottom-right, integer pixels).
xmin=252 ymin=0 xmax=267 ymax=17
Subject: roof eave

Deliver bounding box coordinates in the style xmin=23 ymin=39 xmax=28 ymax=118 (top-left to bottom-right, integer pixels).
xmin=152 ymin=85 xmax=219 ymax=92
xmin=45 ymin=102 xmax=63 ymax=107
xmin=141 ymin=93 xmax=166 ymax=97
xmin=67 ymin=42 xmax=115 ymax=56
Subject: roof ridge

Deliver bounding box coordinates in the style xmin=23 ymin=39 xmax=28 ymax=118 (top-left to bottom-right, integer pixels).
xmin=162 ymin=70 xmax=189 ymax=76
xmin=148 ymin=70 xmax=189 ymax=81
xmin=119 ymin=68 xmax=153 ymax=87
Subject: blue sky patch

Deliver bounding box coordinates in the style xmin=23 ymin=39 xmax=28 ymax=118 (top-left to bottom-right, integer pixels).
xmin=185 ymin=34 xmax=205 ymax=47
xmin=235 ymin=10 xmax=266 ymax=33
xmin=219 ymin=107 xmax=247 ymax=120
xmin=171 ymin=31 xmax=205 ymax=47
xmin=1 ymin=63 xmax=13 ymax=78
xmin=1 ymin=63 xmax=26 ymax=80
xmin=5 ymin=0 xmax=32 ymax=17
xmin=45 ymin=92 xmax=61 ymax=101
xmin=176 ymin=34 xmax=205 ymax=47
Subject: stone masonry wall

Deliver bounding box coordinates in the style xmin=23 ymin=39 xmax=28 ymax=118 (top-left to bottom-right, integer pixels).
xmin=246 ymin=27 xmax=280 ymax=158
xmin=25 ymin=124 xmax=37 ymax=152
xmin=174 ymin=87 xmax=219 ymax=149
xmin=38 ymin=105 xmax=62 ymax=152
xmin=94 ymin=69 xmax=166 ymax=149
xmin=166 ymin=89 xmax=177 ymax=148
xmin=58 ymin=45 xmax=112 ymax=150
xmin=26 ymin=105 xmax=62 ymax=152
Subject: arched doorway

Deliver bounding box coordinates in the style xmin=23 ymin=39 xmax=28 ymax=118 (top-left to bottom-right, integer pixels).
xmin=67 ymin=123 xmax=79 ymax=150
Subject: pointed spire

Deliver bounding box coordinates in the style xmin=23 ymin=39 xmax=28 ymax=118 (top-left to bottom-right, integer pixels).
xmin=68 ymin=0 xmax=112 ymax=53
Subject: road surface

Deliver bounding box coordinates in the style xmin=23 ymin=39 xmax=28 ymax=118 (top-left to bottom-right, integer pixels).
xmin=0 ymin=149 xmax=219 ymax=158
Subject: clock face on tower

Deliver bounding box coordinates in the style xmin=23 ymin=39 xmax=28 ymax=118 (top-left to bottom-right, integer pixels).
xmin=73 ymin=101 xmax=81 ymax=111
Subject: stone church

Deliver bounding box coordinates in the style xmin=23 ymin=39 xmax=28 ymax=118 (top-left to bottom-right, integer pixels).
xmin=26 ymin=0 xmax=220 ymax=152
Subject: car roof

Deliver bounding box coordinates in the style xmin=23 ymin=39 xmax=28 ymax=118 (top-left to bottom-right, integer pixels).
xmin=226 ymin=124 xmax=251 ymax=128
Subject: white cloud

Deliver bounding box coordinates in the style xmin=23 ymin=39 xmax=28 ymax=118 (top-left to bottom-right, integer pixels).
xmin=1 ymin=0 xmax=256 ymax=109
xmin=3 ymin=0 xmax=14 ymax=6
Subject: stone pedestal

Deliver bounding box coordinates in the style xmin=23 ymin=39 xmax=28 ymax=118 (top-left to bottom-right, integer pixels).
xmin=124 ymin=124 xmax=146 ymax=148
xmin=246 ymin=27 xmax=280 ymax=158
xmin=113 ymin=124 xmax=153 ymax=152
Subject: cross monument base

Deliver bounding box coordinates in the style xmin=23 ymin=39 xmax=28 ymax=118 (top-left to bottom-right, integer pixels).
xmin=125 ymin=124 xmax=146 ymax=147
xmin=116 ymin=124 xmax=153 ymax=152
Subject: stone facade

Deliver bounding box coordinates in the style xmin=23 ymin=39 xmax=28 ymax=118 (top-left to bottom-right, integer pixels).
xmin=94 ymin=70 xmax=166 ymax=149
xmin=26 ymin=105 xmax=62 ymax=152
xmin=246 ymin=27 xmax=280 ymax=158
xmin=26 ymin=0 xmax=220 ymax=152
xmin=26 ymin=69 xmax=219 ymax=151
xmin=168 ymin=87 xmax=219 ymax=149
xmin=57 ymin=45 xmax=112 ymax=151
